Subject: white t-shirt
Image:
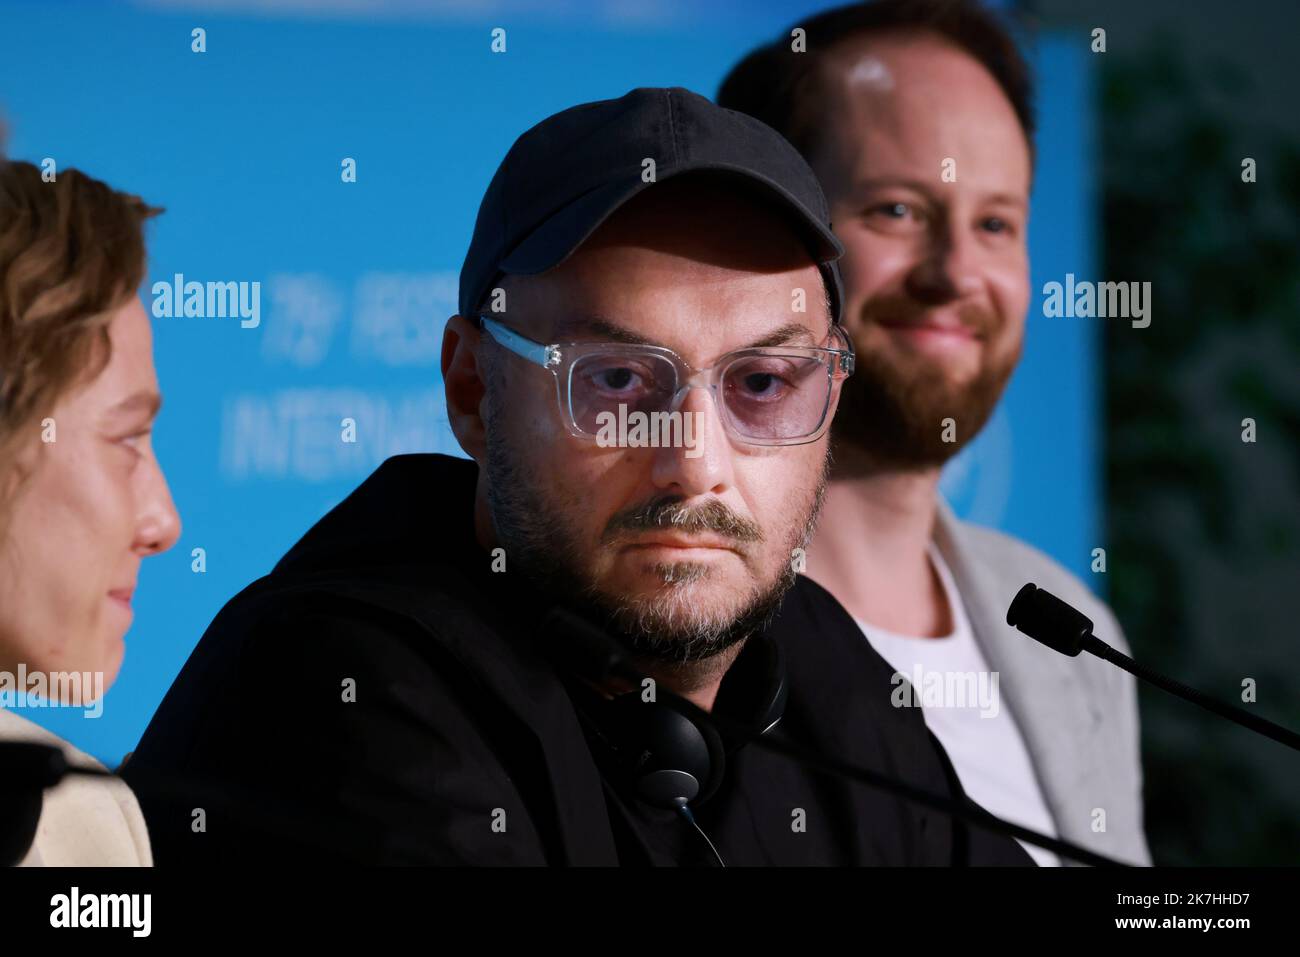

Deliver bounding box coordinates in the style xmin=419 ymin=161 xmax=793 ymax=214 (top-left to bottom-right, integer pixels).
xmin=854 ymin=545 xmax=1061 ymax=867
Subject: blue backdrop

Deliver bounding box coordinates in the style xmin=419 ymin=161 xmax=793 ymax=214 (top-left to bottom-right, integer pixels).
xmin=0 ymin=0 xmax=1098 ymax=764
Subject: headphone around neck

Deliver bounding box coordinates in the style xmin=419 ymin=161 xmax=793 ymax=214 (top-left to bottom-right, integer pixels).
xmin=571 ymin=630 xmax=789 ymax=811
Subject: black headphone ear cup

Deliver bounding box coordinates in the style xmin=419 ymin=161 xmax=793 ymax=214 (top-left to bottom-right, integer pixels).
xmin=664 ymin=694 xmax=728 ymax=806
xmin=604 ymin=693 xmax=727 ymax=809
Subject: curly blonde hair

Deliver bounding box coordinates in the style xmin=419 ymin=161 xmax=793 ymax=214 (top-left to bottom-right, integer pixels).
xmin=0 ymin=159 xmax=161 ymax=531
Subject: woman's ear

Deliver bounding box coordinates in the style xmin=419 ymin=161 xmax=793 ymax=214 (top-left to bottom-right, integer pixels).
xmin=441 ymin=314 xmax=489 ymax=464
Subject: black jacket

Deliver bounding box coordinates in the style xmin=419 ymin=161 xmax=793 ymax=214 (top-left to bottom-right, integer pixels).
xmin=125 ymin=453 xmax=1032 ymax=866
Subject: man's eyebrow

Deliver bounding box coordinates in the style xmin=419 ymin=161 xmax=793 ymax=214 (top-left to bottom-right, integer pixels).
xmin=552 ymin=315 xmax=819 ymax=349
xmin=551 ymin=314 xmax=653 ymax=345
xmin=984 ymin=192 xmax=1029 ymax=211
xmin=105 ymin=390 xmax=162 ymax=420
xmin=849 ymin=176 xmax=938 ymax=200
xmin=745 ymin=322 xmax=819 ymax=348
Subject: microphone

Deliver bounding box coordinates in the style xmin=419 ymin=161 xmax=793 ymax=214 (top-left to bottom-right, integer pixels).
xmin=0 ymin=742 xmax=111 ymax=866
xmin=539 ymin=605 xmax=1130 ymax=868
xmin=0 ymin=788 xmax=43 ymax=867
xmin=1008 ymin=583 xmax=1300 ymax=754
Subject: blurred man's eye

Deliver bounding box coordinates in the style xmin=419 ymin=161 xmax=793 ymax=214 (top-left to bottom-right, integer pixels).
xmin=863 ymin=201 xmax=926 ymax=232
xmin=980 ymin=210 xmax=1025 ymax=239
xmin=871 ymin=202 xmax=912 ymax=219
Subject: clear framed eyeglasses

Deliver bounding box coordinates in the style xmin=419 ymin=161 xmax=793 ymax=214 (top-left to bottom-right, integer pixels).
xmin=478 ymin=315 xmax=855 ymax=447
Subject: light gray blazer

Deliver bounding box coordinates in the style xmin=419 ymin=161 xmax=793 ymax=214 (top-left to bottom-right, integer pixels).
xmin=933 ymin=499 xmax=1151 ymax=866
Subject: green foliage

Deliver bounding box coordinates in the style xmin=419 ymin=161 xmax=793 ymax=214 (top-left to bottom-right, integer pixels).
xmin=1101 ymin=36 xmax=1300 ymax=865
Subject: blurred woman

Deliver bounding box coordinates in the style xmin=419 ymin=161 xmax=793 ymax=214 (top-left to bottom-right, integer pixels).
xmin=0 ymin=159 xmax=181 ymax=865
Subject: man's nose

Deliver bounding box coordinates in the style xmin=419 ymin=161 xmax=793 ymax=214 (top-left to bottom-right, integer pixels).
xmin=648 ymin=384 xmax=735 ymax=498
xmin=905 ymin=217 xmax=983 ymax=304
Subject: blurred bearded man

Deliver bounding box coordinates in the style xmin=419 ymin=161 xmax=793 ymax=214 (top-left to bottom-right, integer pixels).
xmin=720 ymin=0 xmax=1149 ymax=866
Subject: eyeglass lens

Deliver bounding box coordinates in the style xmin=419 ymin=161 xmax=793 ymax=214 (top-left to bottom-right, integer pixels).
xmin=568 ymin=351 xmax=832 ymax=441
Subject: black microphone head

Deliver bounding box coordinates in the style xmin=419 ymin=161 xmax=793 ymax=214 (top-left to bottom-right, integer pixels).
xmin=0 ymin=787 xmax=43 ymax=866
xmin=0 ymin=741 xmax=70 ymax=787
xmin=0 ymin=742 xmax=67 ymax=866
xmin=1006 ymin=583 xmax=1095 ymax=657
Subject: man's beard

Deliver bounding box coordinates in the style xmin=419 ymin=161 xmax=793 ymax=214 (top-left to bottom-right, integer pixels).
xmin=836 ymin=296 xmax=1019 ymax=471
xmin=482 ymin=393 xmax=828 ymax=665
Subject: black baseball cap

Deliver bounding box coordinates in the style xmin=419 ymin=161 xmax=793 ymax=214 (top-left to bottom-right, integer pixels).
xmin=458 ymin=86 xmax=845 ymax=322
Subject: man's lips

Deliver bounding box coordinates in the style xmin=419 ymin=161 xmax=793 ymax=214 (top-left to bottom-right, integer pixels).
xmin=876 ymin=318 xmax=980 ymax=339
xmin=623 ymin=534 xmax=736 ymax=552
xmin=108 ymin=588 xmax=134 ymax=608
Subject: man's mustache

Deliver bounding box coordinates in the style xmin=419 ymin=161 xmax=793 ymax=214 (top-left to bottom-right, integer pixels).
xmin=602 ymin=497 xmax=763 ymax=545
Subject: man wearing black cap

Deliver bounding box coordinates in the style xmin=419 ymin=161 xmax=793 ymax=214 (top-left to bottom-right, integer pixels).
xmin=126 ymin=87 xmax=1032 ymax=866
